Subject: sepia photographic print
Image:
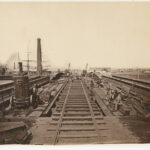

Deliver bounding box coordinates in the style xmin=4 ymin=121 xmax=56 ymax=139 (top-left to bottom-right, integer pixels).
xmin=0 ymin=1 xmax=150 ymax=149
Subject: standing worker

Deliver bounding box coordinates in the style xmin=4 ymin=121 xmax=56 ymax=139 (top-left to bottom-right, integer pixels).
xmin=114 ymin=90 xmax=122 ymax=111
xmin=31 ymin=84 xmax=39 ymax=108
xmin=90 ymin=80 xmax=94 ymax=89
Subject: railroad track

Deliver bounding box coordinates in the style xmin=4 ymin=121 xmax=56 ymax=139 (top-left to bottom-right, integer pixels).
xmin=0 ymin=76 xmax=50 ymax=108
xmin=102 ymin=75 xmax=150 ymax=91
xmin=112 ymin=75 xmax=150 ymax=87
xmin=47 ymin=79 xmax=106 ymax=144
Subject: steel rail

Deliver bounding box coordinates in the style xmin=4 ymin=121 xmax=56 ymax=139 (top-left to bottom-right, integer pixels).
xmin=81 ymin=80 xmax=101 ymax=141
xmin=41 ymin=80 xmax=68 ymax=117
xmin=84 ymin=79 xmax=113 ymax=116
xmin=112 ymin=75 xmax=150 ymax=86
xmin=102 ymin=75 xmax=150 ymax=92
xmin=53 ymin=82 xmax=72 ymax=144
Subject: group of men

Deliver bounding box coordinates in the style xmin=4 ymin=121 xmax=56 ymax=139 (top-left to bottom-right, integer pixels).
xmin=106 ymin=87 xmax=123 ymax=111
xmin=89 ymin=78 xmax=123 ymax=111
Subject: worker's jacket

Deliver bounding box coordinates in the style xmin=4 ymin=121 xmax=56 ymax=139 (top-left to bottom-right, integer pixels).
xmin=115 ymin=93 xmax=122 ymax=103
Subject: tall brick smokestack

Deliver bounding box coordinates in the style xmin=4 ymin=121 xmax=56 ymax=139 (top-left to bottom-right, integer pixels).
xmin=37 ymin=38 xmax=42 ymax=76
xmin=18 ymin=62 xmax=23 ymax=74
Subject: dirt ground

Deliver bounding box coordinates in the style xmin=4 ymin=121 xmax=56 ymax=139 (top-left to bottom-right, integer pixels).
xmin=119 ymin=116 xmax=150 ymax=143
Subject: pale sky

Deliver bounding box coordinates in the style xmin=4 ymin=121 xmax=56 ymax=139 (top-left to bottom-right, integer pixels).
xmin=0 ymin=2 xmax=150 ymax=69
